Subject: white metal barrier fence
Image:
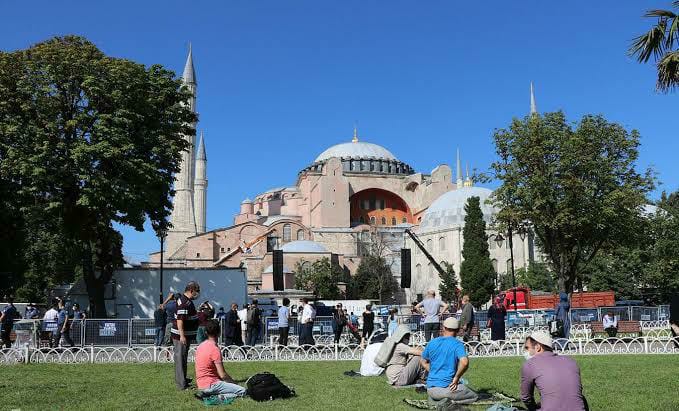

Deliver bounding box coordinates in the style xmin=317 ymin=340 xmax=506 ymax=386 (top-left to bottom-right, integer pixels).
xmin=2 ymin=336 xmax=678 ymax=365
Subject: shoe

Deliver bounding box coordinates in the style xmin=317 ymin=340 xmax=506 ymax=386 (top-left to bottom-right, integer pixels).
xmin=194 ymin=391 xmax=204 ymax=400
xmin=415 ymin=386 xmax=427 ymax=394
xmin=185 ymin=378 xmax=193 ymax=386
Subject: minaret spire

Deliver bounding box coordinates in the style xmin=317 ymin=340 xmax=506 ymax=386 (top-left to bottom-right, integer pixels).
xmin=530 ymin=81 xmax=537 ymax=115
xmin=456 ymin=148 xmax=463 ymax=188
xmin=352 ymin=124 xmax=359 ymax=143
xmin=194 ymin=130 xmax=208 ymax=234
xmin=167 ymin=45 xmax=199 ymax=255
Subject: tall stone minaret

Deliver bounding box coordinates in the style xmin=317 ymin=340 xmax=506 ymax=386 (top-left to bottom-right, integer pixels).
xmin=530 ymin=81 xmax=537 ymax=115
xmin=194 ymin=130 xmax=207 ymax=234
xmin=167 ymin=45 xmax=198 ymax=256
xmin=456 ymin=148 xmax=463 ymax=188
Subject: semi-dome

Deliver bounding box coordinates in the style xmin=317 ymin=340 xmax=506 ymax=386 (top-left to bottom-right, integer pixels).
xmin=314 ymin=141 xmax=398 ymax=162
xmin=281 ymin=240 xmax=329 ymax=253
xmin=419 ymin=187 xmax=496 ymax=233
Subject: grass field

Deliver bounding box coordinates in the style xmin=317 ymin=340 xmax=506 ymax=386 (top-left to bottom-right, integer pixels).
xmin=1 ymin=355 xmax=678 ymax=410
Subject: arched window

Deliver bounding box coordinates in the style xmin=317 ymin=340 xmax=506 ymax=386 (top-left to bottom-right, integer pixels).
xmin=426 ymin=239 xmax=432 ymax=252
xmin=491 ymin=259 xmax=498 ymax=273
xmin=370 ymin=216 xmax=376 ymax=225
xmin=489 ymin=236 xmax=496 ymax=250
xmin=428 ymin=263 xmax=433 ymax=277
xmin=283 ymin=224 xmax=291 ymax=242
xmin=297 ymin=229 xmax=304 ymax=241
xmin=506 ymin=259 xmax=512 ymax=274
xmin=402 ymin=217 xmax=407 ymax=224
xmin=416 ymin=264 xmax=422 ymax=278
xmin=381 ymin=217 xmax=386 ymax=225
xmin=439 ymin=237 xmax=446 ymax=251
xmin=391 ymin=217 xmax=397 ymax=225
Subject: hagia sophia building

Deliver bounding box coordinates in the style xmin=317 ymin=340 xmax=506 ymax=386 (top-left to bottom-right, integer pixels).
xmin=146 ymin=48 xmax=538 ymax=304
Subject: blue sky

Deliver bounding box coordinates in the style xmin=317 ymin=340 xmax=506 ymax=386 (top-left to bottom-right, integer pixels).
xmin=3 ymin=1 xmax=677 ymax=262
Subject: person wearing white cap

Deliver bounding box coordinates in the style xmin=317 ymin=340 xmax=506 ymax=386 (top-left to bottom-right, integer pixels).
xmin=419 ymin=317 xmax=478 ymax=404
xmin=521 ymin=331 xmax=588 ymax=411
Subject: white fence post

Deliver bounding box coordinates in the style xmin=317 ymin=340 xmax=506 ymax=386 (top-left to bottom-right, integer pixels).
xmin=24 ymin=346 xmax=30 ymax=364
xmin=275 ymin=343 xmax=278 ymax=361
xmin=643 ymin=336 xmax=649 ymax=354
xmin=335 ymin=343 xmax=338 ymax=360
xmin=90 ymin=345 xmax=94 ymax=363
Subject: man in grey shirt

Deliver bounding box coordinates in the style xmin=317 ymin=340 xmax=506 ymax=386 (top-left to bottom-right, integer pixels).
xmin=416 ymin=290 xmax=449 ymax=342
xmin=459 ymin=295 xmax=474 ymax=342
xmin=521 ymin=331 xmax=588 ymax=411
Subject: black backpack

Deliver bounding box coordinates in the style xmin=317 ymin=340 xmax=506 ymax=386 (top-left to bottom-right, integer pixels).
xmin=246 ymin=372 xmax=295 ymax=402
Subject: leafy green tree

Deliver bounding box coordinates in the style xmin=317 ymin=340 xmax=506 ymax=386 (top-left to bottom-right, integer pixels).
xmin=0 ymin=36 xmax=195 ymax=315
xmin=295 ymin=258 xmax=346 ymax=299
xmin=628 ymin=2 xmax=679 ymax=92
xmin=459 ymin=196 xmax=496 ymax=307
xmin=640 ymin=205 xmax=679 ymax=303
xmin=515 ymin=262 xmax=557 ymax=293
xmin=350 ymin=255 xmax=398 ymax=303
xmin=490 ymin=112 xmax=654 ymax=293
xmin=438 ymin=261 xmax=458 ymax=302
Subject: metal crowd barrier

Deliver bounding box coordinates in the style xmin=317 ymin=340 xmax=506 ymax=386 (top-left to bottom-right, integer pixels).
xmin=7 ymin=306 xmax=671 ymax=348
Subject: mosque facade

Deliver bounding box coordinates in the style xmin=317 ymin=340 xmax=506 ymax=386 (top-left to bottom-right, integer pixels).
xmin=147 ymin=49 xmax=538 ymax=303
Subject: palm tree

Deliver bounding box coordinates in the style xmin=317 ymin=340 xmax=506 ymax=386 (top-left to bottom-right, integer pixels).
xmin=628 ymin=2 xmax=679 ymax=92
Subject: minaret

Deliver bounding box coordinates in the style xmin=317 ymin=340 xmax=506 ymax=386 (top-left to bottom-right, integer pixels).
xmin=464 ymin=163 xmax=473 ymax=187
xmin=456 ymin=148 xmax=463 ymax=188
xmin=530 ymin=81 xmax=537 ymax=115
xmin=352 ymin=125 xmax=359 ymax=143
xmin=194 ymin=131 xmax=207 ymax=234
xmin=166 ymin=45 xmax=198 ymax=256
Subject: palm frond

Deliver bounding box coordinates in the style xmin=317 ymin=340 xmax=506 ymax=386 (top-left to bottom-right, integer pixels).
xmin=628 ymin=20 xmax=668 ymax=62
xmin=644 ymin=9 xmax=677 ymax=18
xmin=666 ymin=17 xmax=679 ymax=48
xmin=656 ymin=50 xmax=679 ymax=92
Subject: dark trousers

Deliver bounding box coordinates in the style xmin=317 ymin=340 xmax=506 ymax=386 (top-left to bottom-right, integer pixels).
xmin=1 ymin=324 xmax=12 ymax=348
xmin=154 ymin=326 xmax=165 ymax=346
xmin=173 ymin=339 xmax=190 ymax=389
xmin=605 ymin=327 xmax=618 ymax=337
xmin=424 ymin=322 xmax=440 ymax=342
xmin=53 ymin=328 xmax=74 ymax=347
xmin=279 ymin=326 xmax=289 ymax=346
xmin=362 ymin=325 xmax=373 ymax=340
xmin=462 ymin=323 xmax=473 ymax=342
xmin=334 ymin=325 xmax=343 ymax=344
xmin=247 ymin=326 xmax=260 ymax=346
xmin=300 ymin=323 xmax=314 ymax=345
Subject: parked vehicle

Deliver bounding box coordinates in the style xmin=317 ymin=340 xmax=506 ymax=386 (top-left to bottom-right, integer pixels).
xmin=502 ymin=287 xmax=615 ymax=310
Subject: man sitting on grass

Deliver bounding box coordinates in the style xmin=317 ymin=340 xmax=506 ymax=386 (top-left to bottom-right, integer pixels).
xmin=521 ymin=330 xmax=588 ymax=411
xmin=419 ymin=317 xmax=478 ymax=404
xmin=194 ymin=319 xmax=246 ymax=400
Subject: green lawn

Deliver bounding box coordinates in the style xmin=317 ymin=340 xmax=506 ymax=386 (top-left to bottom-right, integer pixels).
xmin=1 ymin=355 xmax=678 ymax=410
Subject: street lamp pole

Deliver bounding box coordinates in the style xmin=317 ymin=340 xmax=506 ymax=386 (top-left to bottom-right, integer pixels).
xmin=158 ymin=229 xmax=167 ymax=304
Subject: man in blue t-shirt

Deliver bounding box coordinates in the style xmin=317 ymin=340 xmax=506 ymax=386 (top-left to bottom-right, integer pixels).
xmin=420 ymin=317 xmax=478 ymax=404
xmin=54 ymin=299 xmax=74 ymax=347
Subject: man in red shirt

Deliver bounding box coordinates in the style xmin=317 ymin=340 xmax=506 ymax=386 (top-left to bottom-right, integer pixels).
xmin=194 ymin=319 xmax=246 ymax=399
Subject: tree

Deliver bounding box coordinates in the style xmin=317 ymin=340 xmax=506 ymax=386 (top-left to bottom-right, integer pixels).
xmin=438 ymin=261 xmax=458 ymax=302
xmin=514 ymin=262 xmax=557 ymax=293
xmin=294 ymin=258 xmax=345 ymax=299
xmin=350 ymin=254 xmax=398 ymax=303
xmin=459 ymin=196 xmax=496 ymax=307
xmin=0 ymin=36 xmax=195 ymax=315
xmin=490 ymin=112 xmax=654 ymax=293
xmin=639 ymin=204 xmax=679 ymax=303
xmin=628 ymin=2 xmax=679 ymax=92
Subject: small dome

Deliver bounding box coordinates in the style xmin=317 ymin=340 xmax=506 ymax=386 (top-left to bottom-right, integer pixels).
xmin=241 ymin=198 xmax=252 ymax=204
xmin=420 ymin=187 xmax=496 ymax=233
xmin=263 ymin=264 xmax=293 ymax=274
xmin=315 ymin=141 xmax=397 ymax=162
xmin=281 ymin=240 xmax=329 ymax=253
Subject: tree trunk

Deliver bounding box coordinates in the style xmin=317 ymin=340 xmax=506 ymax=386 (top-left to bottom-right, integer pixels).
xmin=82 ymin=240 xmax=107 ymax=318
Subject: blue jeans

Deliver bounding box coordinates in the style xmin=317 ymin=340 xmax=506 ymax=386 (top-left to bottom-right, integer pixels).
xmin=154 ymin=327 xmax=164 ymax=346
xmin=201 ymin=380 xmax=247 ymax=398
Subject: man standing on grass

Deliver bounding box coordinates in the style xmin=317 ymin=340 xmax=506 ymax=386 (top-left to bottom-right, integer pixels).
xmin=459 ymin=295 xmax=474 ymax=342
xmin=416 ymin=290 xmax=448 ymax=342
xmin=0 ymin=296 xmax=18 ymax=348
xmin=278 ymin=298 xmax=291 ymax=346
xmin=153 ymin=303 xmax=166 ymax=347
xmin=54 ymin=299 xmax=74 ymax=348
xmin=194 ymin=319 xmax=246 ymax=400
xmin=223 ymin=303 xmax=241 ymax=346
xmin=300 ymin=298 xmax=316 ymax=346
xmin=172 ymin=281 xmax=201 ymax=390
xmin=521 ymin=331 xmax=588 ymax=411
xmin=419 ymin=317 xmax=478 ymax=404
xmin=246 ymin=300 xmax=262 ymax=346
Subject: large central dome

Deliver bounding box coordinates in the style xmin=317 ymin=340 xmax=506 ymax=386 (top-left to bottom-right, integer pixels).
xmin=314 ymin=141 xmax=398 ymax=162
